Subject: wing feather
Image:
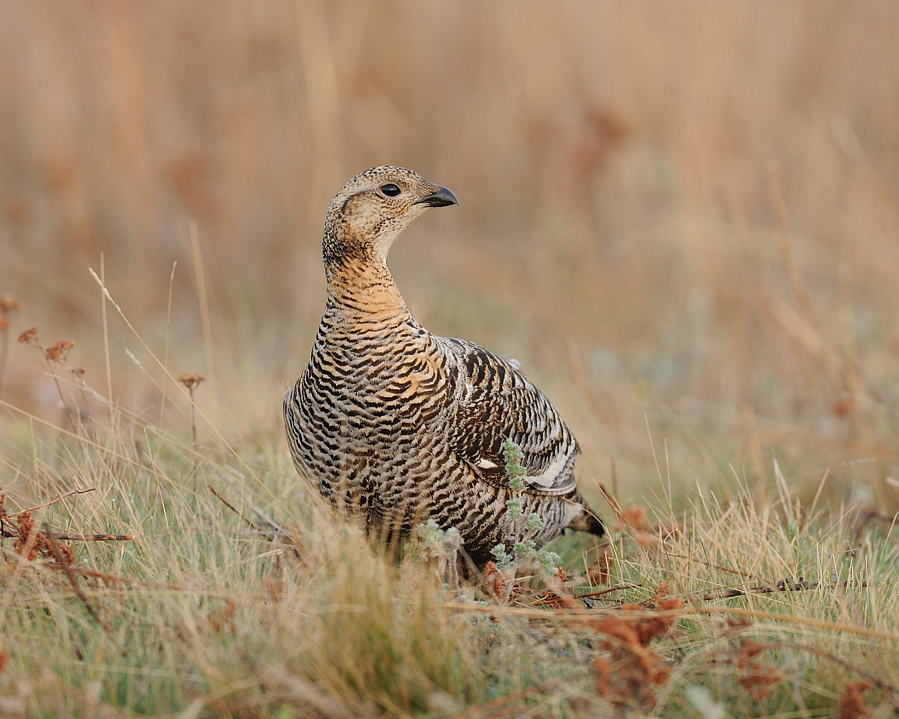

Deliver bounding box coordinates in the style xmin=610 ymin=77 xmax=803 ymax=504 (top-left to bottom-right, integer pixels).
xmin=437 ymin=337 xmax=579 ymax=495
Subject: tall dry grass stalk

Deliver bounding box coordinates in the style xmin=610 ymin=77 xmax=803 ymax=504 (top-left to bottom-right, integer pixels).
xmin=0 ymin=4 xmax=897 ymax=714
xmin=0 ymin=1 xmax=896 ymax=509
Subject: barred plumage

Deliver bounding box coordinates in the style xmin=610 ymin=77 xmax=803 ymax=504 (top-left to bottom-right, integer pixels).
xmin=284 ymin=166 xmax=604 ymax=565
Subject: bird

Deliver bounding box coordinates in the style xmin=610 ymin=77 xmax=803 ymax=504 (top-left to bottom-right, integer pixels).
xmin=283 ymin=166 xmax=604 ymax=567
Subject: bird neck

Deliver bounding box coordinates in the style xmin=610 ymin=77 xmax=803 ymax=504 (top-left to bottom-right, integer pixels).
xmin=324 ymin=254 xmax=409 ymax=320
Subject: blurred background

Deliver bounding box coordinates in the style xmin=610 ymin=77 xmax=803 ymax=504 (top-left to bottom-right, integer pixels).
xmin=1 ymin=0 xmax=897 ymax=510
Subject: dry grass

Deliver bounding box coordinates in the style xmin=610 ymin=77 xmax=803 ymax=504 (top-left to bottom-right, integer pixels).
xmin=0 ymin=346 xmax=896 ymax=717
xmin=1 ymin=1 xmax=898 ymax=716
xmin=1 ymin=1 xmax=898 ymax=506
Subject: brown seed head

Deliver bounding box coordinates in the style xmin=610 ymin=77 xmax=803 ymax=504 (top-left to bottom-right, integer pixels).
xmin=18 ymin=326 xmax=39 ymax=344
xmin=45 ymin=339 xmax=75 ymax=362
xmin=837 ymin=681 xmax=872 ymax=719
xmin=0 ymin=294 xmax=22 ymax=313
xmin=480 ymin=560 xmax=506 ymax=599
xmin=615 ymin=505 xmax=651 ymax=533
xmin=737 ymin=662 xmax=783 ymax=699
xmin=178 ymin=372 xmax=206 ymax=391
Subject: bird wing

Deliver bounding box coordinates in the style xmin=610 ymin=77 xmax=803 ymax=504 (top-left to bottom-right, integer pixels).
xmin=438 ymin=337 xmax=579 ymax=495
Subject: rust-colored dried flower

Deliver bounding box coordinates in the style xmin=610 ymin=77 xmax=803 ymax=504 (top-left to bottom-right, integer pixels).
xmin=837 ymin=681 xmax=872 ymax=719
xmin=737 ymin=663 xmax=783 ymax=699
xmin=45 ymin=339 xmax=75 ymax=362
xmin=0 ymin=294 xmax=22 ymax=313
xmin=13 ymin=512 xmax=42 ymax=560
xmin=592 ymin=614 xmax=669 ymax=708
xmin=590 ymin=588 xmax=685 ymax=709
xmin=735 ymin=640 xmax=770 ymax=669
xmin=178 ymin=373 xmax=206 ymax=391
xmin=18 ymin=326 xmax=39 ymax=344
xmin=733 ymin=639 xmax=782 ymax=699
xmin=9 ymin=510 xmax=73 ymax=563
xmin=535 ymin=588 xmax=579 ymax=609
xmin=208 ymin=600 xmax=236 ymax=634
xmin=615 ymin=505 xmax=651 ymax=532
xmin=614 ymin=505 xmax=656 ymax=546
xmin=588 ymin=548 xmax=615 ymax=586
xmin=480 ymin=560 xmax=506 ymax=599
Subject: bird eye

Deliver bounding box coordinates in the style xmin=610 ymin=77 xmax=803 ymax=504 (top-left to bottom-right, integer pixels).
xmin=380 ymin=183 xmax=401 ymax=197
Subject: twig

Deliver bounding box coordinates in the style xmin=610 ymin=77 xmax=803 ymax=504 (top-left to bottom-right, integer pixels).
xmin=208 ymin=485 xmax=262 ymax=532
xmin=5 ymin=488 xmax=96 ymax=518
xmin=598 ymin=482 xmax=622 ymax=515
xmin=207 ymin=486 xmax=304 ymax=562
xmin=575 ymin=583 xmax=643 ymax=601
xmin=42 ymin=523 xmax=107 ymax=632
xmin=698 ymin=578 xmax=867 ymax=602
xmin=49 ymin=533 xmax=134 ymax=542
xmin=444 ymin=602 xmax=899 ymax=642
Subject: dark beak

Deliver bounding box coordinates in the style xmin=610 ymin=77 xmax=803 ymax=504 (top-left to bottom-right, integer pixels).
xmin=415 ymin=185 xmax=459 ymax=208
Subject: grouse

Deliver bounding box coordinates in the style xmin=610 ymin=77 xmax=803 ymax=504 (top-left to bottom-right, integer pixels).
xmin=284 ymin=166 xmax=604 ymax=565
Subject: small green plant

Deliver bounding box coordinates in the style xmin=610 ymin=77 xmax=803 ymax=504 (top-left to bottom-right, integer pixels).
xmin=489 ymin=542 xmax=513 ymax=571
xmin=502 ymin=438 xmax=526 ymax=489
xmin=414 ymin=519 xmax=463 ymax=587
xmin=489 ymin=439 xmax=563 ymax=599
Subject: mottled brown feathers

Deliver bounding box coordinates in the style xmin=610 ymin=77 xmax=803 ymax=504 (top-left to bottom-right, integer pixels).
xmin=283 ymin=166 xmax=604 ymax=565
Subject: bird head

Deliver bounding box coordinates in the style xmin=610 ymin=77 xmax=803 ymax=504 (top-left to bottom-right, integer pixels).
xmin=322 ymin=166 xmax=458 ymax=266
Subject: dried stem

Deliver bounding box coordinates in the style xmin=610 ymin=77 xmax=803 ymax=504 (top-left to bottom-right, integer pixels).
xmin=178 ymin=373 xmax=205 ymax=446
xmin=208 ymin=485 xmax=262 ymax=532
xmin=48 ymin=533 xmax=134 ymax=542
xmin=0 ymin=327 xmax=8 ymax=401
xmin=698 ymin=578 xmax=868 ymax=602
xmin=5 ymin=487 xmax=96 ymax=519
xmin=445 ymin=603 xmax=899 ymax=642
xmin=189 ymin=386 xmax=197 ymax=445
xmin=42 ymin=523 xmax=107 ymax=632
xmin=574 ymin=583 xmax=644 ymax=601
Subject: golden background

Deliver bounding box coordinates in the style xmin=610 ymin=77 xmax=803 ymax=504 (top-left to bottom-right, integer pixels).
xmin=1 ymin=1 xmax=897 ymax=507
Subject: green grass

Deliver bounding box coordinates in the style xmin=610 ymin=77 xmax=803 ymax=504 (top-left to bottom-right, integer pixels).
xmin=1 ymin=363 xmax=896 ymax=718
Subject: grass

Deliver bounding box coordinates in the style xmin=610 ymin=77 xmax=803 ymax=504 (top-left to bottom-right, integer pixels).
xmin=0 ymin=295 xmax=896 ymax=718
xmin=1 ymin=2 xmax=899 ymax=715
